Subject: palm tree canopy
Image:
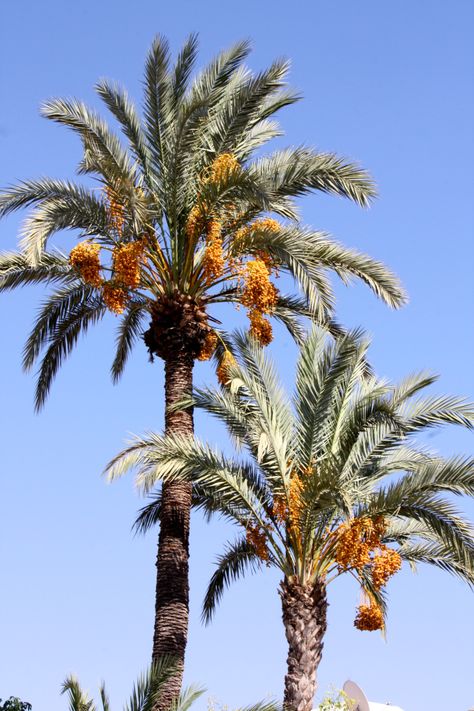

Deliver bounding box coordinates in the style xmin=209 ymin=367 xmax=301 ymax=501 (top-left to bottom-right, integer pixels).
xmin=61 ymin=655 xmax=277 ymax=711
xmin=0 ymin=35 xmax=406 ymax=409
xmin=107 ymin=328 xmax=474 ymax=629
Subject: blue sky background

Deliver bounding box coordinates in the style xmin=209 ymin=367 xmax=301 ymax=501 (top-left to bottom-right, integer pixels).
xmin=1 ymin=1 xmax=473 ymax=710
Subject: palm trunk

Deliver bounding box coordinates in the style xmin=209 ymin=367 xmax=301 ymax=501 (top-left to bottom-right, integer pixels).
xmin=152 ymin=352 xmax=194 ymax=710
xmin=280 ymin=578 xmax=328 ymax=711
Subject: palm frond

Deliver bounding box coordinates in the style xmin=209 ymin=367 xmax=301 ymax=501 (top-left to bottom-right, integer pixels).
xmin=99 ymin=684 xmax=110 ymax=711
xmin=95 ymin=79 xmax=154 ymax=189
xmin=0 ymin=250 xmax=74 ymax=290
xmin=250 ymin=147 xmax=377 ymax=207
xmin=111 ymin=299 xmax=149 ymax=383
xmin=124 ymin=657 xmax=178 ymax=711
xmin=173 ymin=685 xmax=206 ymax=711
xmin=61 ymin=676 xmax=96 ymax=711
xmin=18 ymin=190 xmax=110 ymax=264
xmin=32 ymin=291 xmax=106 ymax=411
xmin=399 ymin=394 xmax=474 ymax=431
xmin=143 ymin=34 xmax=172 ymax=178
xmin=41 ymin=98 xmax=135 ymax=184
xmin=202 ymin=536 xmax=262 ymax=624
xmin=397 ymin=540 xmax=474 ymax=587
xmin=22 ymin=282 xmax=99 ymax=371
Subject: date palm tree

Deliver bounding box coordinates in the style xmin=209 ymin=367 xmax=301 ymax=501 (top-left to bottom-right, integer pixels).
xmin=107 ymin=329 xmax=474 ymax=711
xmin=0 ymin=36 xmax=405 ymax=704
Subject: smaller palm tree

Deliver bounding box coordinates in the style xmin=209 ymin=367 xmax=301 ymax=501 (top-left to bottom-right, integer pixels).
xmin=107 ymin=329 xmax=474 ymax=711
xmin=61 ymin=657 xmax=277 ymax=711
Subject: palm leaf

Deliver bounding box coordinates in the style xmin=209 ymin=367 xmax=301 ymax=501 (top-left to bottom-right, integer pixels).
xmin=202 ymin=536 xmax=262 ymax=624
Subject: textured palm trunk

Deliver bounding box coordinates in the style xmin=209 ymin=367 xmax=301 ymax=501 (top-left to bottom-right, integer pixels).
xmin=280 ymin=578 xmax=328 ymax=711
xmin=152 ymin=352 xmax=194 ymax=710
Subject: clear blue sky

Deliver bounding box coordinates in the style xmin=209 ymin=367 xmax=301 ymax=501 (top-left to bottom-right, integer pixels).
xmin=1 ymin=1 xmax=473 ymax=710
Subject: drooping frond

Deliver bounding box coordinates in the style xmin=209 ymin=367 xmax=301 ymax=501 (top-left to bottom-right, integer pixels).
xmin=111 ymin=299 xmax=149 ymax=383
xmin=22 ymin=282 xmax=99 ymax=371
xmin=106 ymin=432 xmax=270 ymax=522
xmin=133 ymin=492 xmax=164 ymax=536
xmin=202 ymin=536 xmax=263 ymax=624
xmin=32 ymin=289 xmax=106 ymax=411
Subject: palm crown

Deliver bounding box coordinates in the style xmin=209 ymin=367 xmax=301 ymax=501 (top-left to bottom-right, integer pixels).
xmin=61 ymin=656 xmax=278 ymax=711
xmin=106 ymin=328 xmax=474 ymax=710
xmin=62 ymin=659 xmax=203 ymax=711
xmin=108 ymin=329 xmax=474 ymax=624
xmin=0 ymin=35 xmax=405 ymax=410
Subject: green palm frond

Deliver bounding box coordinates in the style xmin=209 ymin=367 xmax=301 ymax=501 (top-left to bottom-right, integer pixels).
xmin=61 ymin=659 xmax=208 ymax=711
xmin=22 ymin=282 xmax=99 ymax=371
xmin=398 ymin=393 xmax=474 ymax=431
xmin=94 ymin=80 xmax=154 ymax=187
xmin=124 ymin=658 xmax=175 ymax=711
xmin=62 ymin=676 xmax=96 ymax=711
xmin=250 ymin=147 xmax=377 ymax=207
xmin=32 ymin=290 xmax=106 ymax=411
xmin=41 ymin=98 xmax=135 ymax=183
xmin=202 ymin=536 xmax=263 ymax=624
xmin=99 ymin=684 xmax=111 ymax=711
xmin=171 ymin=686 xmax=206 ymax=711
xmin=111 ymin=299 xmax=149 ymax=382
xmin=0 ymin=250 xmax=74 ymax=289
xmin=236 ymin=702 xmax=280 ymax=711
xmin=133 ymin=492 xmax=164 ymax=535
xmin=397 ymin=540 xmax=474 ymax=587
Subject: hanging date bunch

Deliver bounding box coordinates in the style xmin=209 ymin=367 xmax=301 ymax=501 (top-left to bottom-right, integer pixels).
xmin=104 ymin=186 xmax=125 ymax=235
xmin=202 ymin=219 xmax=224 ymax=284
xmin=102 ymin=282 xmax=129 ymax=315
xmin=112 ymin=240 xmax=145 ymax=289
xmin=197 ymin=330 xmax=218 ymax=362
xmin=334 ymin=516 xmax=402 ymax=631
xmin=246 ymin=523 xmax=270 ymax=562
xmin=186 ymin=154 xmax=283 ymax=348
xmin=69 ymin=241 xmax=102 ymax=288
xmin=102 ymin=238 xmax=146 ymax=315
xmin=241 ymin=258 xmax=278 ymax=345
xmin=354 ymin=598 xmax=384 ymax=631
xmin=216 ymin=350 xmax=236 ymax=385
xmin=271 ymin=465 xmax=312 ymax=536
xmin=237 ymin=218 xmax=281 ymax=346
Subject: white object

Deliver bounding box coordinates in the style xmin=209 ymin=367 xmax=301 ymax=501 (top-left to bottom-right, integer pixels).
xmin=343 ymin=680 xmax=404 ymax=711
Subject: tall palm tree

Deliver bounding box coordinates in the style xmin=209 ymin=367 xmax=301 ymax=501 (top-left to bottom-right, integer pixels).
xmin=0 ymin=36 xmax=405 ymax=703
xmin=107 ymin=330 xmax=474 ymax=711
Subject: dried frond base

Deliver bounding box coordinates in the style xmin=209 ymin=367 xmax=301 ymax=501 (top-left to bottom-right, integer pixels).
xmin=143 ymin=291 xmax=212 ymax=361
